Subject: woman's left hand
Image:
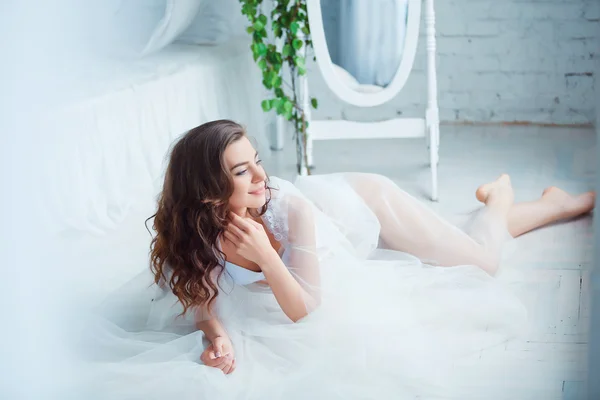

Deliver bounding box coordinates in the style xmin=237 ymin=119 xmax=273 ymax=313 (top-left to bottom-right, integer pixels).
xmin=200 ymin=336 xmax=236 ymax=375
xmin=224 ymin=213 xmax=278 ymax=265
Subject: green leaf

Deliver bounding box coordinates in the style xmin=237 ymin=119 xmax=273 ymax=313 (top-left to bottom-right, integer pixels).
xmin=276 ymin=99 xmax=285 ymax=114
xmin=257 ymin=42 xmax=267 ymax=56
xmin=275 ymin=88 xmax=284 ymax=97
xmin=311 ymin=98 xmax=318 ymax=109
xmin=251 ymin=43 xmax=260 ymax=61
xmin=246 ymin=26 xmax=255 ymax=34
xmin=274 ymin=76 xmax=282 ymax=88
xmin=301 ymin=26 xmax=310 ymax=35
xmin=253 ymin=20 xmax=264 ymax=31
xmin=298 ymin=67 xmax=306 ymax=75
xmin=293 ymin=56 xmax=305 ymax=68
xmin=258 ymin=59 xmax=267 ymax=70
xmin=282 ymin=44 xmax=292 ymax=57
xmin=266 ymin=70 xmax=277 ymax=85
xmin=292 ymin=39 xmax=303 ymax=50
xmin=271 ymin=98 xmax=281 ymax=109
xmin=258 ymin=14 xmax=267 ymax=25
xmin=261 ymin=99 xmax=272 ymax=112
xmin=283 ymin=100 xmax=293 ymax=113
xmin=290 ymin=21 xmax=299 ymax=35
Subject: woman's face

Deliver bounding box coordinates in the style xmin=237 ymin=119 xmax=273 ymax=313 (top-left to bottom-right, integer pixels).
xmin=223 ymin=136 xmax=267 ymax=212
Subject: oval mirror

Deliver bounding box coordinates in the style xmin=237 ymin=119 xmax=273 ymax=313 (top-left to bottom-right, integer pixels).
xmin=307 ymin=0 xmax=421 ymax=107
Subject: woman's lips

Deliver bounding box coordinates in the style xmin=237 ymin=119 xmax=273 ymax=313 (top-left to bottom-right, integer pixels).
xmin=249 ymin=186 xmax=265 ymax=195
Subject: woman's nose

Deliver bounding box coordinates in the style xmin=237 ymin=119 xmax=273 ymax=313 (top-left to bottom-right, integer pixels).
xmin=253 ymin=166 xmax=266 ymax=182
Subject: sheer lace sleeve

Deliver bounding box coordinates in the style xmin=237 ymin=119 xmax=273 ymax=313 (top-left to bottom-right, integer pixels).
xmin=284 ymin=195 xmax=321 ymax=309
xmin=263 ymin=178 xmax=325 ymax=313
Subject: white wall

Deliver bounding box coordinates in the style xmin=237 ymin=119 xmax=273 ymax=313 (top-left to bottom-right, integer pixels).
xmin=311 ymin=0 xmax=599 ymax=125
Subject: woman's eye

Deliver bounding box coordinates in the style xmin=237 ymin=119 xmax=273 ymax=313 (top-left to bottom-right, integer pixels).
xmin=236 ymin=169 xmax=248 ymax=176
xmin=256 ymin=159 xmax=262 ymax=165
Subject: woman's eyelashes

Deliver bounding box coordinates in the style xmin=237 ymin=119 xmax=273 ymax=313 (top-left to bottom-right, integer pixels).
xmin=235 ymin=160 xmax=262 ymax=176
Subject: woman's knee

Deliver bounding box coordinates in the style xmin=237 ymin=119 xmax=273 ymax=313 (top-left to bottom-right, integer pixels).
xmin=344 ymin=173 xmax=395 ymax=198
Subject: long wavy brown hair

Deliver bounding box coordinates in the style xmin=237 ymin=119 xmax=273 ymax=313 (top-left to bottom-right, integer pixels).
xmin=147 ymin=120 xmax=272 ymax=317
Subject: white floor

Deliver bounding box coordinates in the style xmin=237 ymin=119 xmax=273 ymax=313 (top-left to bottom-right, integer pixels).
xmin=263 ymin=124 xmax=595 ymax=399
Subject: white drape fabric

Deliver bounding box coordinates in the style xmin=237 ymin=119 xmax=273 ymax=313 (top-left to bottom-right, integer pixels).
xmin=338 ymin=0 xmax=408 ymax=86
xmin=77 ymin=173 xmax=529 ymax=399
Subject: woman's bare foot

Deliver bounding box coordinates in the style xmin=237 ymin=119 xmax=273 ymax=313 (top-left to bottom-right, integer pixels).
xmin=475 ymin=174 xmax=515 ymax=209
xmin=540 ymin=186 xmax=596 ymax=218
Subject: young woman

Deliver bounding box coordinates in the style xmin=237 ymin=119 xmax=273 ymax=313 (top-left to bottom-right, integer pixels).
xmin=86 ymin=119 xmax=595 ymax=399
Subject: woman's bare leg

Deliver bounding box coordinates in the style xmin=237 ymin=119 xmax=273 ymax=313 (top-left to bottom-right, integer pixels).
xmin=345 ymin=173 xmax=514 ymax=275
xmin=476 ymin=185 xmax=596 ymax=238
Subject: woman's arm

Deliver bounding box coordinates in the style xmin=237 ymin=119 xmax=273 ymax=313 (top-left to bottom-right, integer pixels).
xmin=226 ymin=198 xmax=320 ymax=323
xmin=196 ymin=317 xmax=229 ymax=341
xmin=260 ymin=197 xmax=320 ymax=322
xmin=260 ymin=252 xmax=314 ymax=322
xmin=196 ymin=312 xmax=236 ymax=374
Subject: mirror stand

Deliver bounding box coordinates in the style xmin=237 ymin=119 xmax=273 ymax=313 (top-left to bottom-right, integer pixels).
xmin=273 ymin=0 xmax=440 ymax=202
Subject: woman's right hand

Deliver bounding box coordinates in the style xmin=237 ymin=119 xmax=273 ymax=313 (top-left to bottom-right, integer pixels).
xmin=224 ymin=213 xmax=278 ymax=266
xmin=200 ymin=336 xmax=236 ymax=374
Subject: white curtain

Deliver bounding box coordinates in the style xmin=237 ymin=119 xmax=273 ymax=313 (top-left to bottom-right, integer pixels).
xmin=87 ymin=0 xmax=249 ymax=58
xmin=338 ymin=0 xmax=408 ymax=87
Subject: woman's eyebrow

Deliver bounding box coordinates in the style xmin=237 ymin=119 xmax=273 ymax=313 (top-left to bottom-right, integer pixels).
xmin=230 ymin=152 xmax=259 ymax=171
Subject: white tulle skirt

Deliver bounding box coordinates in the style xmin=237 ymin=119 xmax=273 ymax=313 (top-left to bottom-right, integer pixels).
xmin=77 ymin=173 xmax=528 ymax=399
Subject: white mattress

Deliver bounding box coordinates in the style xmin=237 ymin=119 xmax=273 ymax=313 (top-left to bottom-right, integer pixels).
xmin=37 ymin=38 xmax=271 ymax=304
xmin=45 ymin=37 xmax=269 ymax=234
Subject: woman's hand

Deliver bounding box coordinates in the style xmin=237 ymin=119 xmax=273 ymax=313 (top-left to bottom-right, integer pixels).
xmin=224 ymin=213 xmax=278 ymax=265
xmin=200 ymin=336 xmax=236 ymax=375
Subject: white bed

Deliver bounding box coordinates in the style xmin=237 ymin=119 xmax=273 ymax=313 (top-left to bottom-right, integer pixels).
xmin=40 ymin=37 xmax=269 ymax=305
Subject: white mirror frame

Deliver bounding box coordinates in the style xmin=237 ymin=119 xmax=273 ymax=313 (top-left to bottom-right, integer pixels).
xmin=271 ymin=0 xmax=440 ymax=201
xmin=306 ymin=0 xmax=422 ymax=108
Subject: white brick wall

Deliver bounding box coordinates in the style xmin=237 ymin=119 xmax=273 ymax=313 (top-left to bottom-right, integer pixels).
xmin=308 ymin=0 xmax=599 ymax=125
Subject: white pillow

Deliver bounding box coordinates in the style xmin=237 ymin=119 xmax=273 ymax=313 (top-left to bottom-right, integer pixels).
xmin=142 ymin=0 xmax=205 ymax=55
xmin=332 ymin=64 xmax=384 ymax=93
xmin=332 ymin=63 xmax=361 ymax=87
xmin=177 ymin=0 xmax=249 ymax=45
xmin=86 ymin=0 xmax=166 ymax=58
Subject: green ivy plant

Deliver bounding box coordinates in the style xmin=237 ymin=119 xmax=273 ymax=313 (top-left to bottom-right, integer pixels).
xmin=239 ymin=0 xmax=318 ymax=175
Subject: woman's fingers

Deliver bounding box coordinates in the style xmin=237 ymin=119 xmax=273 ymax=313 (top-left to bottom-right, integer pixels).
xmin=215 ymin=357 xmax=234 ymax=374
xmin=244 ymin=217 xmax=260 ymax=228
xmin=223 ymin=360 xmax=234 ymax=375
xmin=213 ymin=360 xmax=228 ymax=371
xmin=204 ymin=356 xmax=222 ymax=367
xmin=201 ymin=349 xmax=222 ymax=367
xmin=230 ymin=213 xmax=255 ymax=232
xmin=227 ymin=223 xmax=245 ymax=240
xmin=229 ymin=358 xmax=236 ymax=374
xmin=223 ymin=231 xmax=237 ymax=244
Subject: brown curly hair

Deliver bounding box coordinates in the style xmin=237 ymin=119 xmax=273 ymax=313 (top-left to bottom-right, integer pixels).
xmin=147 ymin=120 xmax=272 ymax=317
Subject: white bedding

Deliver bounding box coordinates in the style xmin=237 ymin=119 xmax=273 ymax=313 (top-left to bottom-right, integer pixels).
xmin=43 ymin=37 xmax=268 ymax=235
xmin=37 ymin=38 xmax=269 ymax=303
